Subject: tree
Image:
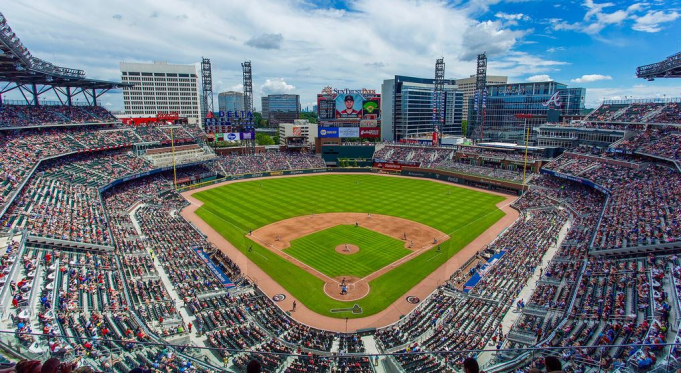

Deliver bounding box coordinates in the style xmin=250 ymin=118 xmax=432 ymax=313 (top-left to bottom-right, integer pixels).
xmin=252 ymin=112 xmax=263 ymax=127
xmin=461 ymin=120 xmax=468 ymax=137
xmin=255 ymin=133 xmax=274 ymax=146
xmin=299 ymin=111 xmax=318 ymax=124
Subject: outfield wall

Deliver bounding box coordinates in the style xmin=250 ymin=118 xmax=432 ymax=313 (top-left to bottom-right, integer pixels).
xmin=177 ymin=166 xmax=523 ymax=195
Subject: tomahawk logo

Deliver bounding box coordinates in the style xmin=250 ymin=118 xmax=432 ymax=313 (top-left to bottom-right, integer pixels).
xmin=543 ymin=91 xmax=562 ymax=108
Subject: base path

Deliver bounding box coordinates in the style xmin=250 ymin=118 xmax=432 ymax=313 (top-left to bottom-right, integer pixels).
xmin=181 ymin=172 xmax=519 ymax=332
xmin=250 ymin=212 xmax=448 ymax=301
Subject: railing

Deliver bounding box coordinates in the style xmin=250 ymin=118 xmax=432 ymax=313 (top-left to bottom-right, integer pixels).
xmin=4 ymin=329 xmax=681 ymax=373
xmin=603 ymin=97 xmax=681 ymax=105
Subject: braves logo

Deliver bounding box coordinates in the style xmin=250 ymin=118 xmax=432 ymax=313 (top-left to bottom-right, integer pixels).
xmin=543 ymin=91 xmax=562 ymax=108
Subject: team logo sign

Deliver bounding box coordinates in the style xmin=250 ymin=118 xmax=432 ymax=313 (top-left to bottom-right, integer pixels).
xmin=406 ymin=296 xmax=420 ymax=304
xmin=272 ymin=294 xmax=286 ymax=302
xmin=542 ymin=91 xmax=562 ymax=108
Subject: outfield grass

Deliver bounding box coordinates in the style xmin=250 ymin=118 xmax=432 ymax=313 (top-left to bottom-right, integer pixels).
xmin=284 ymin=225 xmax=411 ymax=278
xmin=194 ymin=174 xmax=506 ymax=318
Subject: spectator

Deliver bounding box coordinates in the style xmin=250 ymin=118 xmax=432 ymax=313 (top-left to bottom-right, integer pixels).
xmin=463 ymin=357 xmax=479 ymax=373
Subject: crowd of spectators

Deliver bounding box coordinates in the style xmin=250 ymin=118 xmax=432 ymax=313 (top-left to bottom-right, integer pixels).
xmin=544 ymin=152 xmax=681 ymax=250
xmin=613 ymin=126 xmax=680 ymax=161
xmin=216 ymin=153 xmax=326 ymax=176
xmin=373 ymin=145 xmax=533 ymax=182
xmin=0 ymin=105 xmax=117 ymax=127
xmin=434 ymin=160 xmax=525 ymax=181
xmin=584 ymin=101 xmax=681 ymax=125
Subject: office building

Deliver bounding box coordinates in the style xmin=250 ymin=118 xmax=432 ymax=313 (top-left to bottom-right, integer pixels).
xmin=218 ymin=91 xmax=245 ymax=113
xmin=381 ymin=76 xmax=464 ymax=142
xmin=468 ymin=81 xmax=586 ymax=143
xmin=455 ymin=75 xmax=508 ymax=120
xmin=120 ymin=61 xmax=201 ymax=124
xmin=261 ymin=94 xmax=300 ymax=125
xmin=278 ymin=119 xmax=318 ymax=147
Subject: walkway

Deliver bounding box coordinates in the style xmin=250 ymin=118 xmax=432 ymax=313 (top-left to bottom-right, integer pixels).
xmin=476 ymin=213 xmax=572 ymax=367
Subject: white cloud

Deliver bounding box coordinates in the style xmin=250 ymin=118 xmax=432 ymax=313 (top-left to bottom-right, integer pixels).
xmin=495 ymin=12 xmax=529 ymax=21
xmin=460 ymin=20 xmax=525 ymax=61
xmin=261 ymin=78 xmax=295 ymax=95
xmin=526 ymin=74 xmax=552 ymax=82
xmin=546 ymin=47 xmax=565 ymax=53
xmin=489 ymin=51 xmax=568 ymax=78
xmin=571 ymin=74 xmax=613 ymax=83
xmin=632 ymin=10 xmax=680 ymax=32
xmin=0 ymin=0 xmax=548 ymax=110
xmin=550 ymin=1 xmax=677 ymax=35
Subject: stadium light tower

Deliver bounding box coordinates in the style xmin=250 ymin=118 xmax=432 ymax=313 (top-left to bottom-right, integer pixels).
xmin=201 ymin=57 xmax=214 ymax=127
xmin=433 ymin=58 xmax=445 ymax=145
xmin=242 ymin=61 xmax=253 ymax=112
xmin=473 ymin=53 xmax=487 ymax=140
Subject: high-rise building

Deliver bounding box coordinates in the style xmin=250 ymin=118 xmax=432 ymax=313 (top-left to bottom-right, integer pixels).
xmin=455 ymin=75 xmax=508 ymax=120
xmin=468 ymin=81 xmax=586 ymax=143
xmin=120 ymin=61 xmax=201 ymax=124
xmin=381 ymin=76 xmax=463 ymax=142
xmin=261 ymin=96 xmax=269 ymax=120
xmin=261 ymin=94 xmax=300 ymax=125
xmin=218 ymin=91 xmax=245 ymax=113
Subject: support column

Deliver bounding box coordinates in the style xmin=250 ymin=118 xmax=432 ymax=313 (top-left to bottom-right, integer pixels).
xmin=66 ymin=87 xmax=72 ymax=106
xmin=92 ymin=88 xmax=97 ymax=106
xmin=32 ymin=84 xmax=39 ymax=106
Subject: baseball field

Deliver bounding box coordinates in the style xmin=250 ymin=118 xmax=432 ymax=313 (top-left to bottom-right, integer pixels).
xmin=192 ymin=174 xmax=506 ymax=318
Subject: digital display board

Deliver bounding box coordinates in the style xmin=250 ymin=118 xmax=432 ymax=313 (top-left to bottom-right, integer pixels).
xmin=317 ymin=88 xmax=381 ymax=125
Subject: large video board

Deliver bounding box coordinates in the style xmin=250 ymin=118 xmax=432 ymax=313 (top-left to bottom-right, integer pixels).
xmin=317 ymin=87 xmax=381 ymax=125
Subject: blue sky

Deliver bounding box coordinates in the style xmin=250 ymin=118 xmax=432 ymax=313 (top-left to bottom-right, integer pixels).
xmin=3 ymin=0 xmax=680 ymax=110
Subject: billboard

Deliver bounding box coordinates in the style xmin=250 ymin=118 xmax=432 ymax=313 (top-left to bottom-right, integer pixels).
xmin=318 ymin=126 xmax=376 ymax=138
xmin=318 ymin=127 xmax=340 ymax=138
xmin=338 ymin=127 xmax=360 ymax=138
xmin=359 ymin=127 xmax=380 ymax=138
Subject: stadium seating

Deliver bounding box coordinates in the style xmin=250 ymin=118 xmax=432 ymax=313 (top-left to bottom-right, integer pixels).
xmin=0 ymin=104 xmax=116 ymax=127
xmin=3 ymin=104 xmax=681 ymax=373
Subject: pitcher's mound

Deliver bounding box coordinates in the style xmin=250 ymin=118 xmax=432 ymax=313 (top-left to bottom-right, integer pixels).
xmin=335 ymin=244 xmax=359 ymax=255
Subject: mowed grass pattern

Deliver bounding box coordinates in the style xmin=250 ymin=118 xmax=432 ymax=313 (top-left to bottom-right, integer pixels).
xmin=284 ymin=225 xmax=411 ymax=278
xmin=194 ymin=174 xmax=507 ymax=318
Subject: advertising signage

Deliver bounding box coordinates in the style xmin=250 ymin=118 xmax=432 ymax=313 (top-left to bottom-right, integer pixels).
xmin=319 ymin=126 xmax=380 ymax=139
xmin=338 ymin=127 xmax=360 ymax=138
xmin=359 ymin=127 xmax=380 ymax=138
xmin=318 ymin=127 xmax=340 ymax=138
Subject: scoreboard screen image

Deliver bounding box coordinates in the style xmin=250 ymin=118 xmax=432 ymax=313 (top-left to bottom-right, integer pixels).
xmin=317 ymin=92 xmax=381 ymax=124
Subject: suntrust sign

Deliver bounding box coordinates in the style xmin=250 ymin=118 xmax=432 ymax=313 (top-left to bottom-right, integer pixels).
xmin=321 ymin=86 xmax=376 ymax=95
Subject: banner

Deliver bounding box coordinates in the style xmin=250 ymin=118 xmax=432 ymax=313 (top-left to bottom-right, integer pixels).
xmin=374 ymin=162 xmax=403 ymax=171
xmin=223 ymin=132 xmax=239 ymax=141
xmin=318 ymin=127 xmax=340 ymax=138
xmin=359 ymin=127 xmax=380 ymax=138
xmin=338 ymin=127 xmax=360 ymax=138
xmin=193 ymin=247 xmax=235 ymax=289
xmin=241 ymin=129 xmax=256 ymax=140
xmin=292 ymin=126 xmax=302 ymax=136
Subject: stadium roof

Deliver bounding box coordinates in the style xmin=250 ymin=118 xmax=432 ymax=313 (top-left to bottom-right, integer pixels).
xmin=0 ymin=12 xmax=129 ymax=90
xmin=636 ymin=51 xmax=681 ymax=80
